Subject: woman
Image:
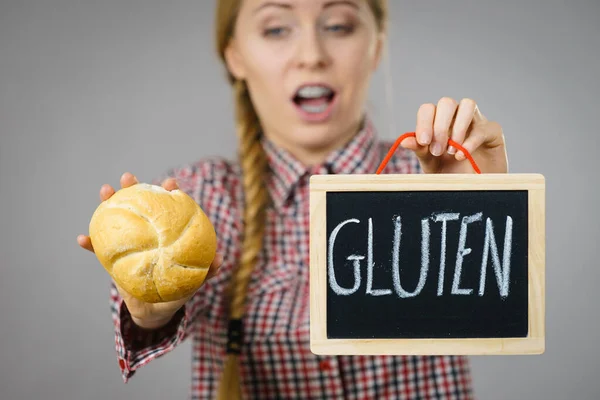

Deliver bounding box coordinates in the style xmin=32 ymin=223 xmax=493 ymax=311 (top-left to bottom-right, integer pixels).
xmin=78 ymin=0 xmax=507 ymax=398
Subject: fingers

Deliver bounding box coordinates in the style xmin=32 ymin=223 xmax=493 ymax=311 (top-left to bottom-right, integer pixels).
xmin=415 ymin=98 xmax=460 ymax=157
xmin=431 ymin=97 xmax=458 ymax=156
xmin=161 ymin=177 xmax=179 ymax=191
xmin=413 ymin=103 xmax=436 ymax=160
xmin=99 ymin=184 xmax=115 ymax=202
xmin=448 ymin=98 xmax=477 ymax=155
xmin=456 ymin=128 xmax=488 ymax=161
xmin=398 ymin=136 xmax=420 ymax=152
xmin=454 ymin=119 xmax=503 ymax=162
xmin=416 ymin=103 xmax=434 ymax=147
xmin=99 ymin=172 xmax=138 ymax=202
xmin=414 ymin=98 xmax=485 ymax=160
xmin=120 ymin=172 xmax=138 ymax=189
xmin=77 ymin=234 xmax=94 ymax=253
xmin=206 ymin=253 xmax=224 ymax=280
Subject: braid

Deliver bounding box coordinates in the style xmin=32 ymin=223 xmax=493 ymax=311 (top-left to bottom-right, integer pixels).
xmin=213 ymin=1 xmax=387 ymax=397
xmin=216 ymin=79 xmax=269 ymax=399
xmin=230 ymin=80 xmax=269 ymax=317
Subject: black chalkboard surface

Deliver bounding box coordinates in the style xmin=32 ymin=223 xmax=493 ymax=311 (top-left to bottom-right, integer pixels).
xmin=309 ymin=174 xmax=545 ymax=356
xmin=326 ymin=190 xmax=528 ymax=339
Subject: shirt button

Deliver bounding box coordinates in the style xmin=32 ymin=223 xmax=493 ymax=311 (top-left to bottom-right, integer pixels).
xmin=319 ymin=359 xmax=332 ymax=371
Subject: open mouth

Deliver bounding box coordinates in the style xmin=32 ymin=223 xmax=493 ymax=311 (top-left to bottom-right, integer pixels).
xmin=292 ymin=84 xmax=337 ymax=117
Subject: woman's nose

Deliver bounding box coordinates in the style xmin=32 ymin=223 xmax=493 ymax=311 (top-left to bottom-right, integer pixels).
xmin=293 ymin=30 xmax=330 ymax=70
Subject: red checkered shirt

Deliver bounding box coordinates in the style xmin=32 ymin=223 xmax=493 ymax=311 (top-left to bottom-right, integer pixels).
xmin=110 ymin=120 xmax=475 ymax=399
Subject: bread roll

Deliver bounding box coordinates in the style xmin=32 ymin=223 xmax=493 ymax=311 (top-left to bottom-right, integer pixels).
xmin=89 ymin=183 xmax=217 ymax=303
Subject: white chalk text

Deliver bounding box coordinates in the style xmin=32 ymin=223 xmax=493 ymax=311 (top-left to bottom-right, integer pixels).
xmin=327 ymin=212 xmax=513 ymax=299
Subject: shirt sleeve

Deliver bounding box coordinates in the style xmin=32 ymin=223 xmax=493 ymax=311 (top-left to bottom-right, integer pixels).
xmin=110 ymin=282 xmax=192 ymax=383
xmin=108 ymin=160 xmax=229 ymax=382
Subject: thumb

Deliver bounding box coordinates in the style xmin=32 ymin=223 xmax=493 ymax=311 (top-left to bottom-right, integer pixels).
xmin=206 ymin=252 xmax=224 ymax=280
xmin=400 ymin=135 xmax=439 ymax=173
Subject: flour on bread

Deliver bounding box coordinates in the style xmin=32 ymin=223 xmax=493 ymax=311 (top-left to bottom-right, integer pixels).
xmin=136 ymin=183 xmax=181 ymax=194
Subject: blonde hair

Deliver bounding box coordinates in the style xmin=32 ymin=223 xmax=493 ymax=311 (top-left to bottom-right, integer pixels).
xmin=214 ymin=1 xmax=388 ymax=398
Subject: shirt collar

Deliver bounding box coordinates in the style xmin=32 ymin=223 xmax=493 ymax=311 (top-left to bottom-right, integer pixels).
xmin=262 ymin=117 xmax=381 ymax=209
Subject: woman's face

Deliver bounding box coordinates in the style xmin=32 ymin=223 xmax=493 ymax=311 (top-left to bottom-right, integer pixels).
xmin=225 ymin=0 xmax=383 ymax=164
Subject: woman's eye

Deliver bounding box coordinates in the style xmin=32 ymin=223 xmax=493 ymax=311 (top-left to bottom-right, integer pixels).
xmin=263 ymin=26 xmax=289 ymax=37
xmin=326 ymin=24 xmax=354 ymax=34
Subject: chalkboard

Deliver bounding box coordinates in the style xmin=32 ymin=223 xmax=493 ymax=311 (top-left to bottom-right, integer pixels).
xmin=309 ymin=174 xmax=545 ymax=356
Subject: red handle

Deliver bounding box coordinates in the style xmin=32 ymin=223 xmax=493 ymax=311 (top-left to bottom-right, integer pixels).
xmin=375 ymin=132 xmax=481 ymax=174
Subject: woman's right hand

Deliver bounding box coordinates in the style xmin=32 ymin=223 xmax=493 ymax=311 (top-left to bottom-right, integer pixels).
xmin=77 ymin=172 xmax=223 ymax=330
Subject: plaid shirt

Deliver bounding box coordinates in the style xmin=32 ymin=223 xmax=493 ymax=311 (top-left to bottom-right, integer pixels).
xmin=110 ymin=120 xmax=475 ymax=399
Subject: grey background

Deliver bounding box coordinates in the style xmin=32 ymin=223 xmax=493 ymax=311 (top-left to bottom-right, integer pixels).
xmin=0 ymin=0 xmax=598 ymax=399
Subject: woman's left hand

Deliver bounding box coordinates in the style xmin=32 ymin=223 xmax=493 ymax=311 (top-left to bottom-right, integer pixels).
xmin=401 ymin=97 xmax=508 ymax=174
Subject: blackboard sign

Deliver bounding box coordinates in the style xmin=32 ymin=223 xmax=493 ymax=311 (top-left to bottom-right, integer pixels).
xmin=309 ymin=174 xmax=545 ymax=355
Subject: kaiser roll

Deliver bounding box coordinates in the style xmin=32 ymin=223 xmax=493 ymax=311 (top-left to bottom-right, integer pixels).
xmin=89 ymin=183 xmax=217 ymax=303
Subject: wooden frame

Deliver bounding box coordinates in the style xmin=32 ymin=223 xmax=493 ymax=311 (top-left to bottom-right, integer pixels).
xmin=309 ymin=173 xmax=545 ymax=356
